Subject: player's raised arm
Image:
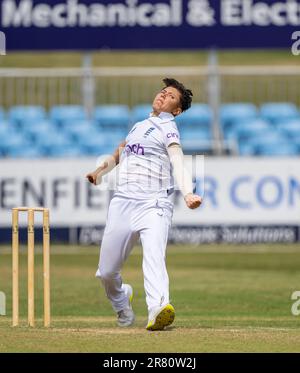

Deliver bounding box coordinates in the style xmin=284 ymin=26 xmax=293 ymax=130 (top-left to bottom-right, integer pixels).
xmin=86 ymin=140 xmax=126 ymax=185
xmin=167 ymin=143 xmax=202 ymax=210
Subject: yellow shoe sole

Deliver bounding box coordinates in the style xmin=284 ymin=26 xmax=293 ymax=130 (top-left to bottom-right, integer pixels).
xmin=129 ymin=292 xmax=133 ymax=304
xmin=146 ymin=304 xmax=175 ymax=331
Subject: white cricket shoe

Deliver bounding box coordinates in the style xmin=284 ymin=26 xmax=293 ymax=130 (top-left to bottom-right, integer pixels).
xmin=146 ymin=304 xmax=175 ymax=331
xmin=117 ymin=284 xmax=135 ymax=327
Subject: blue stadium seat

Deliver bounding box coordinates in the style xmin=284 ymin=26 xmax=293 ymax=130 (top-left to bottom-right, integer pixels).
xmin=62 ymin=120 xmax=96 ymax=141
xmin=34 ymin=132 xmax=74 ymax=156
xmin=64 ymin=120 xmax=125 ymax=147
xmin=250 ymin=130 xmax=289 ymax=146
xmin=106 ymin=128 xmax=127 ymax=144
xmin=238 ymin=142 xmax=256 ymax=156
xmin=94 ymin=105 xmax=130 ymax=130
xmin=46 ymin=146 xmax=85 ymax=158
xmin=50 ymin=105 xmax=87 ymax=127
xmin=6 ymin=145 xmax=45 ymax=158
xmin=255 ymin=142 xmax=299 ymax=156
xmin=131 ymin=105 xmax=153 ymax=123
xmin=181 ymin=139 xmax=213 ymax=154
xmin=0 ymin=123 xmax=16 ymax=155
xmin=181 ymin=127 xmax=212 ymax=142
xmin=180 ymin=126 xmax=213 ymax=154
xmin=0 ymin=107 xmax=5 ymax=120
xmin=276 ymin=119 xmax=300 ymax=138
xmin=21 ymin=120 xmax=56 ymax=141
xmin=237 ymin=127 xmax=290 ymax=156
xmin=260 ymin=103 xmax=299 ymax=124
xmin=290 ymin=133 xmax=300 ymax=151
xmin=220 ymin=103 xmax=258 ymax=131
xmin=0 ymin=119 xmax=11 ymax=132
xmin=1 ymin=134 xmax=31 ymax=156
xmin=240 ymin=130 xmax=291 ymax=156
xmin=78 ymin=132 xmax=110 ymax=156
xmin=230 ymin=119 xmax=271 ymax=142
xmin=8 ymin=106 xmax=46 ymax=128
xmin=176 ymin=104 xmax=212 ymax=128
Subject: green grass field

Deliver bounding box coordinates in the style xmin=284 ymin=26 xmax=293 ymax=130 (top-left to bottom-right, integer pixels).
xmin=1 ymin=244 xmax=300 ymax=352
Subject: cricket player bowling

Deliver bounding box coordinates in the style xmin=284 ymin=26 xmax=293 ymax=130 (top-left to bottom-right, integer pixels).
xmin=86 ymin=78 xmax=202 ymax=331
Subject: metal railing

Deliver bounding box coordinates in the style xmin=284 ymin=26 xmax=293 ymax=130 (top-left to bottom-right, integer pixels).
xmin=1 ymin=61 xmax=300 ymax=154
xmin=1 ymin=65 xmax=300 ymax=108
xmin=0 ymin=66 xmax=208 ymax=109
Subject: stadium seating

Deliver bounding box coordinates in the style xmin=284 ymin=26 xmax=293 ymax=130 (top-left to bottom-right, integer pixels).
xmin=6 ymin=145 xmax=45 ymax=158
xmin=176 ymin=104 xmax=212 ymax=128
xmin=245 ymin=131 xmax=291 ymax=156
xmin=225 ymin=118 xmax=271 ymax=141
xmin=0 ymin=119 xmax=10 ymax=133
xmin=180 ymin=127 xmax=212 ymax=153
xmin=220 ymin=103 xmax=258 ymax=132
xmin=94 ymin=105 xmax=130 ymax=130
xmin=1 ymin=133 xmax=31 ymax=157
xmin=62 ymin=119 xmax=96 ymax=141
xmin=0 ymin=107 xmax=4 ymax=120
xmin=131 ymin=104 xmax=153 ymax=123
xmin=255 ymin=142 xmax=299 ymax=156
xmin=78 ymin=132 xmax=113 ymax=156
xmin=260 ymin=103 xmax=299 ymax=125
xmin=276 ymin=119 xmax=300 ymax=138
xmin=50 ymin=105 xmax=87 ymax=127
xmin=21 ymin=120 xmax=55 ymax=142
xmin=292 ymin=133 xmax=300 ymax=151
xmin=34 ymin=131 xmax=74 ymax=156
xmin=238 ymin=142 xmax=256 ymax=156
xmin=8 ymin=106 xmax=46 ymax=128
xmin=46 ymin=146 xmax=85 ymax=158
xmin=0 ymin=103 xmax=300 ymax=158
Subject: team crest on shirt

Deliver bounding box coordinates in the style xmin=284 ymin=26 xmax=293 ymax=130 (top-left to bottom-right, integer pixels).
xmin=143 ymin=127 xmax=155 ymax=138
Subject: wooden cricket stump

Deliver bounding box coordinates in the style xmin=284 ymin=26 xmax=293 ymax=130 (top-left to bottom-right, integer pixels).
xmin=12 ymin=207 xmax=50 ymax=327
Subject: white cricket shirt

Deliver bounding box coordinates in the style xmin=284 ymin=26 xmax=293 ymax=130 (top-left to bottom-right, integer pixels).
xmin=115 ymin=112 xmax=181 ymax=199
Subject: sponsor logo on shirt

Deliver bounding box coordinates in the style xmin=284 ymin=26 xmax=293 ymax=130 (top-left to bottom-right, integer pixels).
xmin=167 ymin=132 xmax=179 ymax=139
xmin=125 ymin=143 xmax=145 ymax=155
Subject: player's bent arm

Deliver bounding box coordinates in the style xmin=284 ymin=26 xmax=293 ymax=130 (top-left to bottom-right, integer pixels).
xmin=86 ymin=140 xmax=126 ymax=185
xmin=167 ymin=143 xmax=202 ymax=210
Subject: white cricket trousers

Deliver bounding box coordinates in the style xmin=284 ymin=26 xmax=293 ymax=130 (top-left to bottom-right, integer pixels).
xmin=95 ymin=195 xmax=173 ymax=315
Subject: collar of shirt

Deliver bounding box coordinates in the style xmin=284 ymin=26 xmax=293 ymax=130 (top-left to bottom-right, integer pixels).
xmin=149 ymin=112 xmax=175 ymax=123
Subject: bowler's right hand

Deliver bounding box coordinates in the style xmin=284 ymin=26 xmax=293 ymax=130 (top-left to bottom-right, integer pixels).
xmin=184 ymin=193 xmax=202 ymax=209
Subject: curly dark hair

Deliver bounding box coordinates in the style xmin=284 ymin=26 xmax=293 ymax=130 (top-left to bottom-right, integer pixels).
xmin=163 ymin=77 xmax=193 ymax=112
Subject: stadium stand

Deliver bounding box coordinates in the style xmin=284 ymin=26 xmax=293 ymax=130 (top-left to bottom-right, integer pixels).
xmin=21 ymin=120 xmax=55 ymax=142
xmin=8 ymin=106 xmax=46 ymax=128
xmin=220 ymin=103 xmax=258 ymax=132
xmin=0 ymin=107 xmax=4 ymax=120
xmin=0 ymin=103 xmax=299 ymax=158
xmin=260 ymin=103 xmax=299 ymax=125
xmin=224 ymin=118 xmax=271 ymax=141
xmin=131 ymin=105 xmax=153 ymax=124
xmin=176 ymin=104 xmax=212 ymax=127
xmin=50 ymin=105 xmax=87 ymax=127
xmin=94 ymin=105 xmax=130 ymax=130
